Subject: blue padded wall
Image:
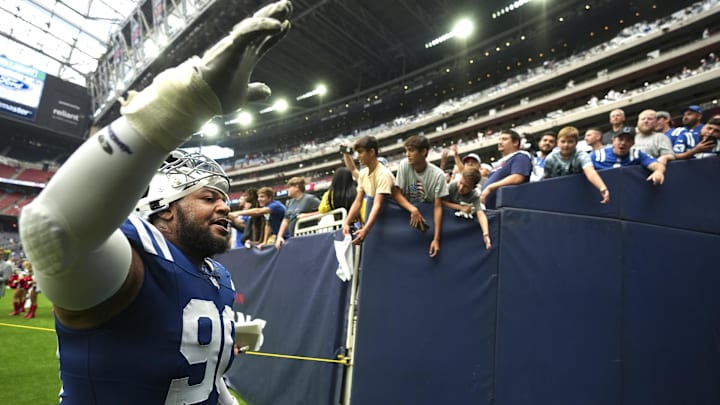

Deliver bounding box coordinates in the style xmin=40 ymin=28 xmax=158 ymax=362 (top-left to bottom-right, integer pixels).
xmin=497 ymin=158 xmax=720 ymax=235
xmin=219 ymin=232 xmax=349 ymax=405
xmin=622 ymin=222 xmax=720 ymax=405
xmin=494 ymin=209 xmax=623 ymax=405
xmin=350 ymin=202 xmax=499 ymax=405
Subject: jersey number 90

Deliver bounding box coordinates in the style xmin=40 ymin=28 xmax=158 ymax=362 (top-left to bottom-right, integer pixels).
xmin=165 ymin=299 xmax=235 ymax=404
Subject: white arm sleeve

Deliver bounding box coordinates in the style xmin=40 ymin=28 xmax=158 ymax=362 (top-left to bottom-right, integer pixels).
xmin=19 ymin=118 xmax=170 ymax=310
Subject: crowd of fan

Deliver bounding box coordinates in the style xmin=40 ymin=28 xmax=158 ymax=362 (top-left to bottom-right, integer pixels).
xmin=1 ymin=0 xmax=718 ymax=259
xmin=223 ymin=100 xmax=718 ymax=259
xmin=223 ymin=0 xmax=718 ymax=176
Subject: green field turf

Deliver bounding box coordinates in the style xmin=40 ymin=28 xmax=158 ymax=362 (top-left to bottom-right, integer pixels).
xmin=0 ymin=292 xmax=247 ymax=404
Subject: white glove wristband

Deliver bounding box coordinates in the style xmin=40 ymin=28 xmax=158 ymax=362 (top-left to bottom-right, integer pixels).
xmin=119 ymin=57 xmax=222 ymax=151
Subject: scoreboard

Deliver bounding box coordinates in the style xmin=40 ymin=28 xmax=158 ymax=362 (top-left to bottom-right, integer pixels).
xmin=0 ymin=56 xmax=91 ymax=139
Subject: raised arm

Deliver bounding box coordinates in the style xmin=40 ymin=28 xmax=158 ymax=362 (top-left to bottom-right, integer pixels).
xmin=341 ymin=148 xmax=360 ymax=180
xmin=19 ymin=1 xmax=291 ymax=315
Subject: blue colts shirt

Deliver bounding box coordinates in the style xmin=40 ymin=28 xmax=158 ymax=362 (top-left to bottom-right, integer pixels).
xmin=56 ymin=216 xmax=237 ymax=404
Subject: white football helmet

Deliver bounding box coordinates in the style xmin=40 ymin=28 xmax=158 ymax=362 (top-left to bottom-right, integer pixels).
xmin=135 ymin=150 xmax=230 ymax=219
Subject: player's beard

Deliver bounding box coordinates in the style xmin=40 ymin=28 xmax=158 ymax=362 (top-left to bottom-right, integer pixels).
xmin=175 ymin=207 xmax=229 ymax=258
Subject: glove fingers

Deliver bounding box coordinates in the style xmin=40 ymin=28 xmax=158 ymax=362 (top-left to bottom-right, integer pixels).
xmin=256 ymin=21 xmax=291 ymax=60
xmin=204 ymin=17 xmax=285 ymax=66
xmin=199 ymin=0 xmax=292 ymax=113
xmin=246 ymin=82 xmax=272 ymax=103
xmin=253 ymin=0 xmax=293 ymax=21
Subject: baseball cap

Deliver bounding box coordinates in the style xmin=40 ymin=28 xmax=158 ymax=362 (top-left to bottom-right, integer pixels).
xmin=655 ymin=111 xmax=671 ymax=119
xmin=682 ymin=105 xmax=703 ymax=114
xmin=378 ymin=156 xmax=388 ymax=166
xmin=613 ymin=126 xmax=636 ymax=138
xmin=462 ymin=153 xmax=481 ymax=164
xmin=480 ymin=163 xmax=493 ymax=172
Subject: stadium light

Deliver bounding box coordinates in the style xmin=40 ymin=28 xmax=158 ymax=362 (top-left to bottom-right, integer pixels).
xmin=424 ymin=18 xmax=475 ymax=48
xmin=225 ymin=111 xmax=253 ymax=127
xmin=452 ymin=18 xmax=474 ymax=39
xmin=296 ymin=84 xmax=328 ymax=101
xmin=492 ymin=0 xmax=532 ymax=19
xmin=260 ymin=98 xmax=290 ymax=114
xmin=200 ymin=121 xmax=221 ymax=137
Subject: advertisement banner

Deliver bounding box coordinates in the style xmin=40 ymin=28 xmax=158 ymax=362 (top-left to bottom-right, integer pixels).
xmin=0 ymin=56 xmax=47 ymax=121
xmin=34 ymin=75 xmax=91 ymax=139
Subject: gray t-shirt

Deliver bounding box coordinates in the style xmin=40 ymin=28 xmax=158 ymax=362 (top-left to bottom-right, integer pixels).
xmin=543 ymin=149 xmax=593 ymax=179
xmin=633 ymin=131 xmax=673 ymax=158
xmin=395 ymin=159 xmax=449 ymax=203
xmin=284 ymin=193 xmax=320 ymax=236
xmin=446 ymin=181 xmax=484 ymax=212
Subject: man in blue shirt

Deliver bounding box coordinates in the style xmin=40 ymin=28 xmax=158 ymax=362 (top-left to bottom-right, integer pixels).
xmin=481 ymin=129 xmax=533 ymax=209
xmin=233 ymin=186 xmax=287 ymax=245
xmin=673 ymin=117 xmax=720 ymax=160
xmin=591 ymin=127 xmax=666 ymax=185
xmin=669 ymin=104 xmax=704 ymax=147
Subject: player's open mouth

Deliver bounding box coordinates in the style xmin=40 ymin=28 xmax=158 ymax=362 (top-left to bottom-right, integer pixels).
xmin=212 ymin=218 xmax=230 ymax=233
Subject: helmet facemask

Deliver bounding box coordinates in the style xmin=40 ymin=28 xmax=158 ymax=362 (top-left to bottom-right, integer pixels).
xmin=135 ymin=150 xmax=230 ymax=219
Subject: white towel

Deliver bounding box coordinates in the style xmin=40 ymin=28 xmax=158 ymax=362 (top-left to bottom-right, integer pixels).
xmin=333 ymin=234 xmax=353 ymax=282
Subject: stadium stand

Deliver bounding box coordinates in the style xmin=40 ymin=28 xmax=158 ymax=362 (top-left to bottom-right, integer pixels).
xmin=222 ymin=1 xmax=720 ymax=194
xmin=0 ymin=163 xmax=18 ymax=179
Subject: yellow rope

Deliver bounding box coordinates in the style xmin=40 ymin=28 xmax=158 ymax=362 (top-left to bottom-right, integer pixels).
xmin=0 ymin=323 xmax=351 ymax=365
xmin=244 ymin=350 xmax=350 ymax=365
xmin=0 ymin=322 xmax=55 ymax=332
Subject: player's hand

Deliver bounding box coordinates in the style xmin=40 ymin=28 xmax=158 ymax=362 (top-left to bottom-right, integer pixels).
xmin=199 ymin=0 xmax=292 ymax=113
xmin=119 ymin=1 xmax=292 ymax=151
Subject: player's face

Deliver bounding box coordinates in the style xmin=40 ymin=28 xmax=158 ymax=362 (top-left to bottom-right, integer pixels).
xmin=612 ymin=135 xmax=634 ymax=157
xmin=557 ymin=137 xmax=577 ymax=158
xmin=174 ymin=188 xmax=231 ymax=258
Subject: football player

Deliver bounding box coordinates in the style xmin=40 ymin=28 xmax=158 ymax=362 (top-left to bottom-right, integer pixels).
xmin=19 ymin=1 xmax=292 ymax=403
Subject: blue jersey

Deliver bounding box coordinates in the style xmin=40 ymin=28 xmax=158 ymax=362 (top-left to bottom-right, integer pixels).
xmin=673 ymin=133 xmax=720 ymax=158
xmin=56 ymin=216 xmax=237 ymax=404
xmin=591 ymin=146 xmax=657 ymax=170
xmin=665 ymin=127 xmax=686 ymax=143
xmin=667 ymin=125 xmax=703 ymax=145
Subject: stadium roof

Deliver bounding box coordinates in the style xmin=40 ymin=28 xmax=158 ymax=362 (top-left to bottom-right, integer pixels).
xmin=0 ymin=0 xmax=705 ymax=157
xmin=0 ymin=0 xmax=138 ymax=86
